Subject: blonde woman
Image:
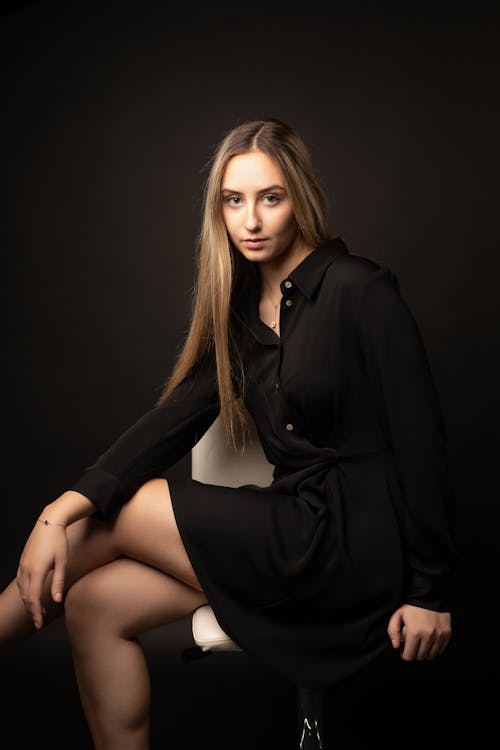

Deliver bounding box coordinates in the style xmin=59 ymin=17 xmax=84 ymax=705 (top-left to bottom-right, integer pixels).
xmin=1 ymin=118 xmax=459 ymax=748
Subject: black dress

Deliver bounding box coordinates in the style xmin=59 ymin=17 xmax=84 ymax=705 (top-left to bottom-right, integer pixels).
xmin=68 ymin=236 xmax=460 ymax=689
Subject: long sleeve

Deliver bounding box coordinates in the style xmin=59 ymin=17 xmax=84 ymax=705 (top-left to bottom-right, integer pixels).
xmin=356 ymin=267 xmax=460 ymax=612
xmin=68 ymin=347 xmax=220 ymax=522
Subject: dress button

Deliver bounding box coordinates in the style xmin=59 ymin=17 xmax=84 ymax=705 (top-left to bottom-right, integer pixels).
xmin=275 ymin=382 xmax=279 ymax=389
xmin=286 ymin=423 xmax=294 ymax=431
xmin=285 ymin=299 xmax=293 ymax=307
xmin=284 ymin=280 xmax=292 ymax=289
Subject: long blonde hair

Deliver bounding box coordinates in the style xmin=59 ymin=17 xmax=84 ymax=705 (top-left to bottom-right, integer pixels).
xmin=155 ymin=118 xmax=333 ymax=453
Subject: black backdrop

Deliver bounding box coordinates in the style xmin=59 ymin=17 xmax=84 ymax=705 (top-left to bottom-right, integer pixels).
xmin=2 ymin=2 xmax=499 ymax=748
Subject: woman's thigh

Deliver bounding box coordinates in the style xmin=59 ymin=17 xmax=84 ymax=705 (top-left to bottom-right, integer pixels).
xmin=63 ymin=514 xmax=121 ymax=590
xmin=64 ymin=556 xmax=208 ymax=638
xmin=110 ymin=477 xmax=204 ymax=593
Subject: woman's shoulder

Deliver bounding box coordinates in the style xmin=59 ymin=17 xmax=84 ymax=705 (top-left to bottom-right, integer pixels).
xmin=324 ymin=248 xmax=400 ymax=295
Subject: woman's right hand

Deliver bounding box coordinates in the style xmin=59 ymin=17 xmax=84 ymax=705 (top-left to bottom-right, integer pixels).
xmin=16 ymin=521 xmax=69 ymax=630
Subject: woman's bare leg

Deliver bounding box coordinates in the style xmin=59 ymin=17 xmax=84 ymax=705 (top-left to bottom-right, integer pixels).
xmin=2 ymin=476 xmax=212 ymax=749
xmin=0 ymin=517 xmax=121 ymax=654
xmin=1 ymin=477 xmax=206 ymax=652
xmin=64 ymin=556 xmax=208 ymax=750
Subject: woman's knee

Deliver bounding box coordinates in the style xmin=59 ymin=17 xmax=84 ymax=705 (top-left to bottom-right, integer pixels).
xmin=64 ymin=557 xmax=209 ymax=642
xmin=105 ymin=477 xmax=205 ymax=593
xmin=64 ymin=567 xmax=115 ymax=636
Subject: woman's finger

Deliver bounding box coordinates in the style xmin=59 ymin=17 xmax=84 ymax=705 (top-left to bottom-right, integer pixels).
xmin=437 ymin=631 xmax=451 ymax=655
xmin=51 ymin=556 xmax=66 ymax=603
xmin=401 ymin=632 xmax=419 ymax=661
xmin=27 ymin=570 xmax=45 ymax=629
xmin=425 ymin=638 xmax=442 ymax=660
xmin=16 ymin=566 xmax=27 ymax=605
xmin=419 ymin=635 xmax=436 ymax=659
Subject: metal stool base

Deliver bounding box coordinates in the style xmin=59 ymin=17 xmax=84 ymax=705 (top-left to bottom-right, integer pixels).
xmin=297 ymin=687 xmax=326 ymax=749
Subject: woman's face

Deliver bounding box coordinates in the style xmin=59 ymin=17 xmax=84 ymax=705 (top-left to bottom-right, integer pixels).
xmin=221 ymin=150 xmax=301 ymax=266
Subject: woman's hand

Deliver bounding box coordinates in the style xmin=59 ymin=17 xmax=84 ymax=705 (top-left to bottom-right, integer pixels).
xmin=387 ymin=603 xmax=452 ymax=661
xmin=16 ymin=520 xmax=69 ymax=630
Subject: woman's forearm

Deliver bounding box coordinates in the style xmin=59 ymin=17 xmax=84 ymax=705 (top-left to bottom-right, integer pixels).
xmin=39 ymin=490 xmax=98 ymax=527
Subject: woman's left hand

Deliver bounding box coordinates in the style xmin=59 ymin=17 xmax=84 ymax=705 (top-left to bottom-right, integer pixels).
xmin=387 ymin=604 xmax=452 ymax=661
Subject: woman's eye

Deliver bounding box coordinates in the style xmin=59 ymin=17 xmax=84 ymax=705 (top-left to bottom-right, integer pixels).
xmin=223 ymin=194 xmax=280 ymax=206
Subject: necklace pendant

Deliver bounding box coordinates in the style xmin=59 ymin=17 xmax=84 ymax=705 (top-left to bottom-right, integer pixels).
xmin=270 ymin=320 xmax=276 ymax=328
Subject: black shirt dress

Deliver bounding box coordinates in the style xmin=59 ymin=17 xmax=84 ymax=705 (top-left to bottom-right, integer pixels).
xmin=68 ymin=236 xmax=460 ymax=689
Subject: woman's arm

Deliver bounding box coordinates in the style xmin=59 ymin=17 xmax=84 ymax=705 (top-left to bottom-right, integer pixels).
xmin=17 ymin=348 xmax=220 ymax=630
xmin=66 ymin=347 xmax=220 ymax=522
xmin=356 ymin=267 xmax=461 ymax=613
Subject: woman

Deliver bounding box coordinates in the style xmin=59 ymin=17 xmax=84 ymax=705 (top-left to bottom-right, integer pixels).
xmin=1 ymin=118 xmax=459 ymax=748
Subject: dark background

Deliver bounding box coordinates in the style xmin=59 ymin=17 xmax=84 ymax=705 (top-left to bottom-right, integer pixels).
xmin=1 ymin=1 xmax=498 ymax=747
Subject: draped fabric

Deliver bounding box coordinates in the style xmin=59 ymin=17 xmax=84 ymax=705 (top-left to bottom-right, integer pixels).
xmin=68 ymin=237 xmax=459 ymax=688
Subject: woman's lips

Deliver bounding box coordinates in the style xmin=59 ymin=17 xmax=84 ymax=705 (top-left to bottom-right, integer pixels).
xmin=243 ymin=238 xmax=268 ymax=248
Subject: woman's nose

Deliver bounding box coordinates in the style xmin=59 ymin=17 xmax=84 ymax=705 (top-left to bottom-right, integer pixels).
xmin=245 ymin=208 xmax=261 ymax=231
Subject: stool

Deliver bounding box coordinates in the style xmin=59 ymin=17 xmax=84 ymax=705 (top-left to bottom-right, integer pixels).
xmin=181 ymin=603 xmax=326 ymax=749
xmin=179 ymin=414 xmax=327 ymax=749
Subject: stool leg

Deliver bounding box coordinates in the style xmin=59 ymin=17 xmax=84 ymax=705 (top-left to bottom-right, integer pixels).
xmin=296 ymin=687 xmax=326 ymax=749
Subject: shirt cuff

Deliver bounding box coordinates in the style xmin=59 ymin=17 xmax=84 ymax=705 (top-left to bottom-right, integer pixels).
xmin=403 ymin=569 xmax=454 ymax=612
xmin=68 ymin=468 xmax=125 ymax=522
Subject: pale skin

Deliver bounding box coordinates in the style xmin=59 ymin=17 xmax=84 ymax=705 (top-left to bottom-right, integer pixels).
xmin=0 ymin=149 xmax=451 ymax=750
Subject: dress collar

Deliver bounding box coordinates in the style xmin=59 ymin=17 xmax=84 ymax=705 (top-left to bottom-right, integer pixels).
xmin=284 ymin=236 xmax=349 ymax=300
xmin=231 ymin=236 xmax=349 ymax=345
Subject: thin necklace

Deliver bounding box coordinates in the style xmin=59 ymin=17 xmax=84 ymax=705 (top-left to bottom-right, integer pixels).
xmin=263 ymin=284 xmax=281 ymax=329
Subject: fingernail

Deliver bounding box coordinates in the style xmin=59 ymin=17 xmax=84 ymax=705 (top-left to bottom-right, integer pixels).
xmin=55 ymin=592 xmax=62 ymax=602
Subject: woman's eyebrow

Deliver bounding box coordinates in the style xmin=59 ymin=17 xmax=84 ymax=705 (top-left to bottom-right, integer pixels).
xmin=221 ymin=184 xmax=286 ymax=195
